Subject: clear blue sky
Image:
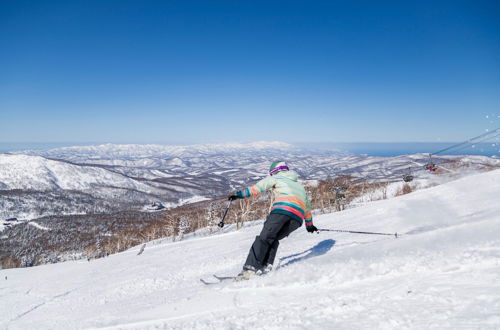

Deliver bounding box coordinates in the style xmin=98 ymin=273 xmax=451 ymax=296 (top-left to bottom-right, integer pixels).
xmin=1 ymin=0 xmax=499 ymax=144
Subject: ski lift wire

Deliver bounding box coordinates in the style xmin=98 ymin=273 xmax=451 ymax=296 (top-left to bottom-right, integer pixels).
xmin=454 ymin=132 xmax=500 ymax=150
xmin=431 ymin=128 xmax=500 ymax=156
xmin=432 ymin=132 xmax=500 ymax=156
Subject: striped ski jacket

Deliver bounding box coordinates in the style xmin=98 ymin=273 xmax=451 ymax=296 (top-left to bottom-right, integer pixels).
xmin=236 ymin=170 xmax=314 ymax=227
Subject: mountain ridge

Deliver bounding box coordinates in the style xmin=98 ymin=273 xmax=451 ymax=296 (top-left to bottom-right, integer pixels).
xmin=1 ymin=143 xmax=498 ymax=220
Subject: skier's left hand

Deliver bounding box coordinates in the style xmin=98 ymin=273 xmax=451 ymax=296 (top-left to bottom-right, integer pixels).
xmin=228 ymin=195 xmax=240 ymax=201
xmin=306 ymin=225 xmax=318 ymax=233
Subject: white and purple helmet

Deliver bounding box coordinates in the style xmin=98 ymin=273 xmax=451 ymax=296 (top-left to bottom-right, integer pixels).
xmin=269 ymin=160 xmax=289 ymax=176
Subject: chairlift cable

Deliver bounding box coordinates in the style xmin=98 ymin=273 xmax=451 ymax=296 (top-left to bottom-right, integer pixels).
xmin=431 ymin=132 xmax=500 ymax=158
xmin=431 ymin=128 xmax=500 ymax=156
xmin=334 ymin=128 xmax=499 ymax=184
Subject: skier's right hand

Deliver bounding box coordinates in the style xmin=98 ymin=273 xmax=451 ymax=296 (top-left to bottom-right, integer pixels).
xmin=306 ymin=224 xmax=318 ymax=233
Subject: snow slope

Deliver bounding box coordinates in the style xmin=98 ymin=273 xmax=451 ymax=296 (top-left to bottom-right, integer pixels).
xmin=1 ymin=170 xmax=499 ymax=329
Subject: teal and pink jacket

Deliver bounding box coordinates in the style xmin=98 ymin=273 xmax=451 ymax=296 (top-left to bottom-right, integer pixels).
xmin=236 ymin=170 xmax=314 ymax=227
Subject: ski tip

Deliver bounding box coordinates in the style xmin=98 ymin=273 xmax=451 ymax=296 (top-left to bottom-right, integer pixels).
xmin=200 ymin=279 xmax=213 ymax=285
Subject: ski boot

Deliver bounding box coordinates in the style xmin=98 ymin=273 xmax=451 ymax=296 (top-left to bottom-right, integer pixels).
xmin=235 ymin=266 xmax=261 ymax=281
xmin=235 ymin=270 xmax=256 ymax=281
xmin=261 ymin=264 xmax=273 ymax=275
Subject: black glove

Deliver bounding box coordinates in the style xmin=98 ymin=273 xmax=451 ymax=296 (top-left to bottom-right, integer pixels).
xmin=306 ymin=225 xmax=318 ymax=233
xmin=228 ymin=195 xmax=240 ymax=201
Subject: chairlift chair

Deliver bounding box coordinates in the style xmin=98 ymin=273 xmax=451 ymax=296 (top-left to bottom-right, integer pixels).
xmin=424 ymin=163 xmax=438 ymax=172
xmin=403 ymin=175 xmax=414 ymax=182
xmin=424 ymin=154 xmax=438 ymax=172
xmin=403 ymin=167 xmax=414 ymax=182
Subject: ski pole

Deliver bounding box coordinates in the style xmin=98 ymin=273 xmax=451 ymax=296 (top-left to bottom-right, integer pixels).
xmin=318 ymin=228 xmax=398 ymax=238
xmin=218 ymin=199 xmax=233 ymax=228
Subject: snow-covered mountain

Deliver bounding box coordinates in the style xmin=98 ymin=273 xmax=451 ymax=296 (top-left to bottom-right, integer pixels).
xmin=1 ymin=142 xmax=498 ymax=220
xmin=0 ymin=154 xmax=161 ymax=192
xmin=1 ymin=169 xmax=499 ymax=329
xmin=18 ymin=141 xmax=297 ymax=162
xmin=0 ymin=154 xmax=194 ymax=220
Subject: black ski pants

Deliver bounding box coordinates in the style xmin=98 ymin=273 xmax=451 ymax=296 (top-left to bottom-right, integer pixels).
xmin=244 ymin=213 xmax=301 ymax=271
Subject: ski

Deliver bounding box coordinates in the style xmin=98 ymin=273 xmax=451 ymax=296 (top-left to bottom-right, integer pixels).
xmin=213 ymin=274 xmax=235 ymax=281
xmin=200 ymin=271 xmax=272 ymax=285
xmin=200 ymin=278 xmax=219 ymax=285
xmin=200 ymin=274 xmax=236 ymax=285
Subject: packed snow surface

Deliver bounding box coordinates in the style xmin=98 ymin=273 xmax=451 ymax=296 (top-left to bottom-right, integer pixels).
xmin=1 ymin=170 xmax=500 ymax=329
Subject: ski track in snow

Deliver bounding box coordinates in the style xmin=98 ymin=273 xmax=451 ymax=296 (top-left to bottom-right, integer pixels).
xmin=1 ymin=170 xmax=500 ymax=329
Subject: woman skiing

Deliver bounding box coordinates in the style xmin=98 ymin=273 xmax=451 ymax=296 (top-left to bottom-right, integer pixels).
xmin=229 ymin=160 xmax=318 ymax=280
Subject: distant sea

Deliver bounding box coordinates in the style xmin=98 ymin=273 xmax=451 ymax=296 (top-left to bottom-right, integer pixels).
xmin=0 ymin=142 xmax=498 ymax=157
xmin=299 ymin=142 xmax=499 ymax=157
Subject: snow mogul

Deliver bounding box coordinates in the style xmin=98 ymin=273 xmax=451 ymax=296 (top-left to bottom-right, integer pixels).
xmin=228 ymin=161 xmax=318 ymax=280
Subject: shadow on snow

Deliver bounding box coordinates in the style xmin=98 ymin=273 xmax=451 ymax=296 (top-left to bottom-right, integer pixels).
xmin=278 ymin=239 xmax=335 ymax=269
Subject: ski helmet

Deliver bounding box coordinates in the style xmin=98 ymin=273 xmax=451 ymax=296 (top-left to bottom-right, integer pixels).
xmin=269 ymin=160 xmax=289 ymax=176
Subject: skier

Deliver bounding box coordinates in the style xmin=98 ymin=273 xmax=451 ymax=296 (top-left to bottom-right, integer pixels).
xmin=228 ymin=160 xmax=318 ymax=280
